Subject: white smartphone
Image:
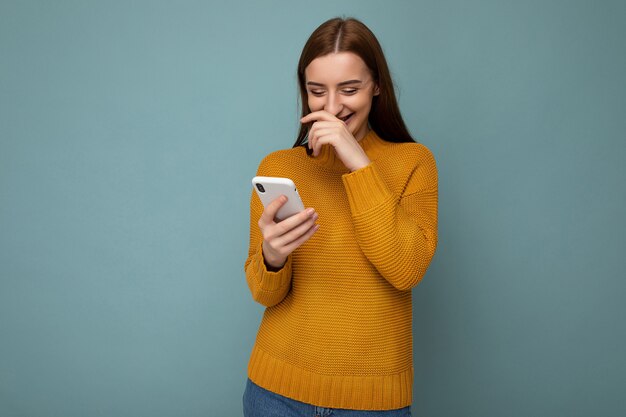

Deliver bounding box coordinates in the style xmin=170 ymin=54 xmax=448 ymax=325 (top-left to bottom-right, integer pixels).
xmin=251 ymin=176 xmax=305 ymax=221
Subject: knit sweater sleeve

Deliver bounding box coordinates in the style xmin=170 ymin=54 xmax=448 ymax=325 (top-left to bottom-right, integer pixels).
xmin=341 ymin=145 xmax=438 ymax=291
xmin=243 ymin=160 xmax=293 ymax=307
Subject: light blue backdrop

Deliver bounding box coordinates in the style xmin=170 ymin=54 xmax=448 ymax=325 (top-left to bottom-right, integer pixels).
xmin=1 ymin=1 xmax=624 ymax=416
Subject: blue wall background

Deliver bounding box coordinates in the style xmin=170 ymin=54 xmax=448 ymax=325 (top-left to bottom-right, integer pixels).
xmin=1 ymin=1 xmax=624 ymax=416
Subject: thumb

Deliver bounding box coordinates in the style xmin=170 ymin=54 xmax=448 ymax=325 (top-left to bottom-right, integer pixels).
xmin=260 ymin=195 xmax=287 ymax=224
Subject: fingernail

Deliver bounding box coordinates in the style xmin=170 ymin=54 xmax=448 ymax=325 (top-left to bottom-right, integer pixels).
xmin=306 ymin=208 xmax=315 ymax=216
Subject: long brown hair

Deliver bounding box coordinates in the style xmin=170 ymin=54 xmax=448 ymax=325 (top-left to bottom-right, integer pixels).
xmin=293 ymin=17 xmax=415 ymax=150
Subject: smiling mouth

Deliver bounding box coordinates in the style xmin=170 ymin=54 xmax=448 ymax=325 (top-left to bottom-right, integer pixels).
xmin=339 ymin=113 xmax=354 ymax=123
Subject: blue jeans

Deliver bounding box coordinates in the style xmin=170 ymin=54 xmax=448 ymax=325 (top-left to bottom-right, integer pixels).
xmin=242 ymin=378 xmax=412 ymax=417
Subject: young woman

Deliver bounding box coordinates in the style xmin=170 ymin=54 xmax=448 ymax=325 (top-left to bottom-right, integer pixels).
xmin=243 ymin=17 xmax=438 ymax=417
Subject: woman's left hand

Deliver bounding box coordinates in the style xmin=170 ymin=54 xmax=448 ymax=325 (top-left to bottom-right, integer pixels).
xmin=301 ymin=110 xmax=371 ymax=172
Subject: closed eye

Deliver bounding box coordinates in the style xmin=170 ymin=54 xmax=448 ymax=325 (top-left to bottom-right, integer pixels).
xmin=309 ymin=89 xmax=358 ymax=96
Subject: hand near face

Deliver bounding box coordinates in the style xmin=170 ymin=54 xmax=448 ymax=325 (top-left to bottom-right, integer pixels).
xmin=301 ymin=110 xmax=371 ymax=172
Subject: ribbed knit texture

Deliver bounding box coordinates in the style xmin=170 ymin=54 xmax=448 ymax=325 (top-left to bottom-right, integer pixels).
xmin=244 ymin=129 xmax=438 ymax=410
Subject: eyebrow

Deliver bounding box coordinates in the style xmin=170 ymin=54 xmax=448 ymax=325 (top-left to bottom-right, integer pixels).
xmin=306 ymin=79 xmax=363 ymax=87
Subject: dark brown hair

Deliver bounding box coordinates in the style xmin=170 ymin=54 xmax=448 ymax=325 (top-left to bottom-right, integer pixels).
xmin=293 ymin=17 xmax=415 ymax=150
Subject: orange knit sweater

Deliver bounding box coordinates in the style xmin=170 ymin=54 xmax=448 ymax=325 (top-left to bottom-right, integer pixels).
xmin=244 ymin=129 xmax=438 ymax=410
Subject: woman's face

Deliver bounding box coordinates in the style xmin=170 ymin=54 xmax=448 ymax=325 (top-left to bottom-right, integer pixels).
xmin=304 ymin=52 xmax=379 ymax=142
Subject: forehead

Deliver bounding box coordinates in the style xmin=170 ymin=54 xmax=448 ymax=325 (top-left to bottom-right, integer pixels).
xmin=305 ymin=52 xmax=370 ymax=83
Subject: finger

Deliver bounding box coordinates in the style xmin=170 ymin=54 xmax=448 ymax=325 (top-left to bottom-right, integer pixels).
xmin=308 ymin=120 xmax=343 ymax=129
xmin=282 ymin=222 xmax=320 ymax=253
xmin=273 ymin=207 xmax=316 ymax=235
xmin=264 ymin=218 xmax=318 ymax=262
xmin=309 ymin=127 xmax=336 ymax=141
xmin=259 ymin=195 xmax=287 ymax=225
xmin=275 ymin=213 xmax=318 ymax=247
xmin=307 ymin=123 xmax=341 ymax=144
xmin=309 ymin=129 xmax=335 ymax=157
xmin=300 ymin=110 xmax=340 ymax=124
xmin=308 ymin=129 xmax=317 ymax=154
xmin=309 ymin=125 xmax=341 ymax=154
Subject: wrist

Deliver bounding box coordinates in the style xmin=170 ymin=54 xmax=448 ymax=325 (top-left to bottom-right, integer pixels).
xmin=264 ymin=257 xmax=286 ymax=272
xmin=350 ymin=157 xmax=371 ymax=172
xmin=262 ymin=245 xmax=286 ymax=271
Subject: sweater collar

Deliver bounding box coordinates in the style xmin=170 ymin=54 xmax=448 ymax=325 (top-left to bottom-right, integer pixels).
xmin=308 ymin=129 xmax=388 ymax=172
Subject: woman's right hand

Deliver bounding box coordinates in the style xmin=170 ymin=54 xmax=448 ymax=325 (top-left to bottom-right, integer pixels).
xmin=258 ymin=195 xmax=319 ymax=270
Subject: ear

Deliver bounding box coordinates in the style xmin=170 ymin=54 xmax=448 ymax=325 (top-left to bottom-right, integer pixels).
xmin=373 ymin=84 xmax=380 ymax=96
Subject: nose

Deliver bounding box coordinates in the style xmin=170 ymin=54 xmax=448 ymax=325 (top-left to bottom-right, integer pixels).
xmin=323 ymin=92 xmax=343 ymax=117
